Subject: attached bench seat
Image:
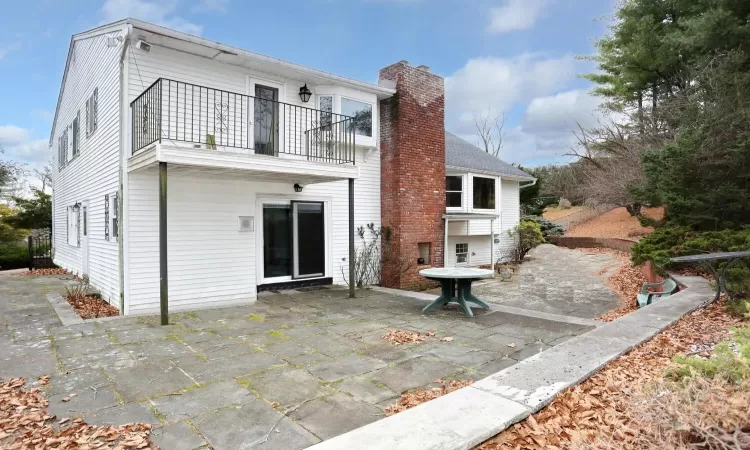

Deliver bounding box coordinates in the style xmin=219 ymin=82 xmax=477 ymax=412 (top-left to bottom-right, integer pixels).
xmin=637 ymin=278 xmax=678 ymax=308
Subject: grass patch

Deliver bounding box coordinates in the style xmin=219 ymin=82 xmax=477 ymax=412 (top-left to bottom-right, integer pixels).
xmin=247 ymin=314 xmax=265 ymax=322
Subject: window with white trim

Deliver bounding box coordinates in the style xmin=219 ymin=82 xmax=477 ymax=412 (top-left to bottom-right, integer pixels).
xmin=446 ymin=176 xmax=463 ymax=208
xmin=67 ymin=206 xmax=80 ymax=247
xmin=456 ymin=243 xmax=469 ymax=265
xmin=341 ymin=97 xmax=372 ymax=137
xmin=104 ymin=193 xmax=118 ymax=241
xmin=473 ymin=176 xmax=496 ymax=210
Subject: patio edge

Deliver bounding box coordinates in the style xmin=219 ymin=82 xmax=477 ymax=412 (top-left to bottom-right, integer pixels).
xmin=308 ymin=275 xmax=712 ymax=450
xmin=46 ymin=292 xmax=84 ymax=326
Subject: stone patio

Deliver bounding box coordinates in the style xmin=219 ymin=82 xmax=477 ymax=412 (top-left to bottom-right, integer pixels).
xmin=0 ymin=272 xmax=593 ymax=449
xmin=465 ymin=244 xmax=622 ymax=318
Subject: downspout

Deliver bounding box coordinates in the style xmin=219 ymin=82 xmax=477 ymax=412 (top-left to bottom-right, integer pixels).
xmin=519 ymin=179 xmax=537 ymax=190
xmin=118 ymin=24 xmax=132 ymax=314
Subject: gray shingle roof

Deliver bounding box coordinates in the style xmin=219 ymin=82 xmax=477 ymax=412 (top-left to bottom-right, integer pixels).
xmin=445 ymin=131 xmax=535 ymax=180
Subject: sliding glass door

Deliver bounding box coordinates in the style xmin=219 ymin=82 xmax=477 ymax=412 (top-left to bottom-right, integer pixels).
xmin=261 ymin=201 xmax=326 ymax=282
xmin=292 ymin=202 xmax=325 ymax=279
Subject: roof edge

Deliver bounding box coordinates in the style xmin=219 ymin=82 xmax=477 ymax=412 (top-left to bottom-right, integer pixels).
xmin=446 ymin=164 xmax=536 ymax=181
xmin=126 ymin=18 xmax=396 ymax=98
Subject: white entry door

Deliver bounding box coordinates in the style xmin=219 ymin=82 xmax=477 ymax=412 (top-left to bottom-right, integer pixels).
xmin=81 ymin=201 xmax=89 ymax=277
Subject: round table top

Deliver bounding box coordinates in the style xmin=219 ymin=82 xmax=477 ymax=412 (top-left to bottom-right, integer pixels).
xmin=419 ymin=267 xmax=495 ymax=279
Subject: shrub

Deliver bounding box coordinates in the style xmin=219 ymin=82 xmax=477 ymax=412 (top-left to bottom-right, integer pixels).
xmin=668 ymin=321 xmax=750 ymax=384
xmin=509 ymin=220 xmax=545 ymax=262
xmin=632 ymin=226 xmax=750 ymax=302
xmin=521 ymin=215 xmax=564 ymax=238
xmin=558 ymin=198 xmax=572 ymax=209
xmin=0 ymin=245 xmax=28 ymax=270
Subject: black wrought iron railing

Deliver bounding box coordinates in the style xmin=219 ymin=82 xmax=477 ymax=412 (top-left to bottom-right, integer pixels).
xmin=130 ymin=78 xmax=356 ymax=165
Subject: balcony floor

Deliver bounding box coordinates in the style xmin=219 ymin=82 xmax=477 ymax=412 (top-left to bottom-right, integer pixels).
xmin=128 ymin=142 xmax=359 ymax=184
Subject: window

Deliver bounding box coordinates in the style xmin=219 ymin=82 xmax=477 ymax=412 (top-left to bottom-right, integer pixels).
xmin=319 ymin=95 xmax=333 ymax=128
xmin=112 ymin=193 xmax=119 ymax=240
xmin=105 ymin=193 xmax=118 ymax=241
xmin=446 ymin=176 xmax=463 ymax=208
xmin=341 ymin=97 xmax=372 ymax=137
xmin=67 ymin=206 xmax=80 ymax=247
xmin=72 ymin=111 xmax=80 ymax=158
xmin=104 ymin=194 xmax=110 ymax=241
xmin=456 ymin=243 xmax=469 ymax=265
xmin=57 ymin=135 xmax=66 ymax=171
xmin=473 ymin=176 xmax=496 ymax=209
xmin=86 ymin=88 xmax=98 ymax=137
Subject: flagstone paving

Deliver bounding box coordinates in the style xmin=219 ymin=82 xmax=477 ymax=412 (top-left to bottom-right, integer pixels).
xmin=0 ymin=272 xmax=593 ymax=449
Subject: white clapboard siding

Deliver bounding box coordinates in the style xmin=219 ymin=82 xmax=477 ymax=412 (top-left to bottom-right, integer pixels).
xmin=445 ymin=179 xmax=521 ymax=267
xmin=126 ymin=148 xmax=379 ymax=314
xmin=51 ymin=28 xmax=125 ymax=305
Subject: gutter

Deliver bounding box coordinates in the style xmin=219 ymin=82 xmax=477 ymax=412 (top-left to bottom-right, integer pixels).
xmin=118 ymin=24 xmax=132 ymax=314
xmin=519 ymin=179 xmax=537 ymax=189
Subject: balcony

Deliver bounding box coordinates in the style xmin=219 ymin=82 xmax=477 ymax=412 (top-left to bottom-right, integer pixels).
xmin=130 ymin=78 xmax=358 ymax=167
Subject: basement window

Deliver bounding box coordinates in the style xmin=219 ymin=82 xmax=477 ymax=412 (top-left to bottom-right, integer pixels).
xmin=418 ymin=242 xmax=431 ymax=265
xmin=456 ymin=243 xmax=469 ymax=265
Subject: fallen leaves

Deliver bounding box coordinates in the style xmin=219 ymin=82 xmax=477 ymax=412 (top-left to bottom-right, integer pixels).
xmin=578 ymin=248 xmax=649 ymax=322
xmin=0 ymin=377 xmax=155 ymax=449
xmin=15 ymin=268 xmax=72 ymax=276
xmin=65 ymin=295 xmax=120 ymax=320
xmin=439 ymin=337 xmax=454 ymax=343
xmin=385 ymin=379 xmax=475 ymax=416
xmin=476 ymin=299 xmax=746 ymax=450
xmin=381 ymin=330 xmax=435 ymax=345
xmin=565 ymin=206 xmax=664 ymax=240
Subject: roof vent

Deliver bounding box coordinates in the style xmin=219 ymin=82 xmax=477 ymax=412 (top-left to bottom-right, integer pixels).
xmin=135 ymin=40 xmax=152 ymax=53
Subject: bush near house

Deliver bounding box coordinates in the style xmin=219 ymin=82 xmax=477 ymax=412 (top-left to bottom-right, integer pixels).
xmin=0 ymin=245 xmax=29 ymax=270
xmin=509 ymin=220 xmax=545 ymax=262
xmin=521 ymin=215 xmax=564 ymax=238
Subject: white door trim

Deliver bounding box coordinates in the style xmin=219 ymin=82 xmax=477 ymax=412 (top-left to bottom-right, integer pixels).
xmin=246 ymin=76 xmax=286 ymax=155
xmin=255 ymin=194 xmax=332 ymax=286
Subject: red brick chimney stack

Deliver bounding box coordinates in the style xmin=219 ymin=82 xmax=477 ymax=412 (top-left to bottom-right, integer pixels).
xmin=379 ymin=61 xmax=446 ymax=289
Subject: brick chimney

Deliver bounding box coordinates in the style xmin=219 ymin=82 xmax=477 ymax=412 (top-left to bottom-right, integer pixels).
xmin=379 ymin=61 xmax=446 ymax=290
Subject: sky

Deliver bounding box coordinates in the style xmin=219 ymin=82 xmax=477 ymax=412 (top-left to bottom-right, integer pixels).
xmin=0 ymin=0 xmax=617 ymax=189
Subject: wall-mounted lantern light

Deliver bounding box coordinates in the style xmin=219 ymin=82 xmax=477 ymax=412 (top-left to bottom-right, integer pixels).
xmin=294 ymin=183 xmax=303 ymax=193
xmin=299 ymin=84 xmax=312 ymax=103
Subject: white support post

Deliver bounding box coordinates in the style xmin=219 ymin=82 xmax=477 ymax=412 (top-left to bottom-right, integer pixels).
xmin=490 ymin=218 xmax=495 ymax=276
xmin=444 ymin=216 xmax=449 ymax=268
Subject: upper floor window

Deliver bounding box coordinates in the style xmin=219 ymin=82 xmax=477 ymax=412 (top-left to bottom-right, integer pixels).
xmin=319 ymin=95 xmax=333 ymax=128
xmin=341 ymin=97 xmax=372 ymax=137
xmin=446 ymin=176 xmax=462 ymax=208
xmin=473 ymin=176 xmax=495 ymax=210
xmin=86 ymin=88 xmax=98 ymax=137
xmin=72 ymin=111 xmax=80 ymax=158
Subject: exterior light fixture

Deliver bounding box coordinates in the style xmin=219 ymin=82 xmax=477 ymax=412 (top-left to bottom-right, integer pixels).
xmin=298 ymin=84 xmax=312 ymax=103
xmin=294 ymin=183 xmax=303 ymax=192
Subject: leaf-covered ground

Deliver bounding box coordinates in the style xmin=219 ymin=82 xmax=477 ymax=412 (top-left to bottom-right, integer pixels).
xmin=0 ymin=377 xmax=155 ymax=449
xmin=565 ymin=207 xmax=664 ymax=239
xmin=66 ymin=295 xmax=120 ymax=319
xmin=475 ymin=299 xmax=747 ymax=449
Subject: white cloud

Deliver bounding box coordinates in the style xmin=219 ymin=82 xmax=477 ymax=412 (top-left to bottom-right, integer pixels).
xmin=444 ymin=54 xmax=605 ymax=166
xmin=101 ymin=0 xmax=204 ymax=35
xmin=487 ymin=0 xmax=547 ymax=34
xmin=192 ymin=0 xmax=228 ymax=12
xmin=0 ymin=125 xmax=31 ymax=147
xmin=524 ymin=89 xmax=602 ymax=133
xmin=445 ymin=53 xmax=575 ymax=133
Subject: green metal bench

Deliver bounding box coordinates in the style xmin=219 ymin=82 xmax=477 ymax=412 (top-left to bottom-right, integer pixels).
xmin=636 ymin=278 xmax=678 ymax=308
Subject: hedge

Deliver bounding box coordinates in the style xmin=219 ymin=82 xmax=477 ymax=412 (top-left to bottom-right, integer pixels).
xmin=0 ymin=245 xmax=28 ymax=270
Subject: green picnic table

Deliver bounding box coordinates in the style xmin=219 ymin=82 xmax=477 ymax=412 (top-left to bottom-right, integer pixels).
xmin=419 ymin=267 xmax=494 ymax=317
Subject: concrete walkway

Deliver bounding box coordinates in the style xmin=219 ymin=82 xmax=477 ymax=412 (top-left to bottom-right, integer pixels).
xmin=0 ymin=274 xmax=593 ymax=449
xmin=309 ymin=275 xmax=714 ymax=450
xmin=469 ymin=244 xmax=622 ymax=319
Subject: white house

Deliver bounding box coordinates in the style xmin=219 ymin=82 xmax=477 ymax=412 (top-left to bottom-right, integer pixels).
xmin=444 ymin=132 xmax=536 ymax=268
xmin=49 ymin=19 xmax=533 ymax=315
